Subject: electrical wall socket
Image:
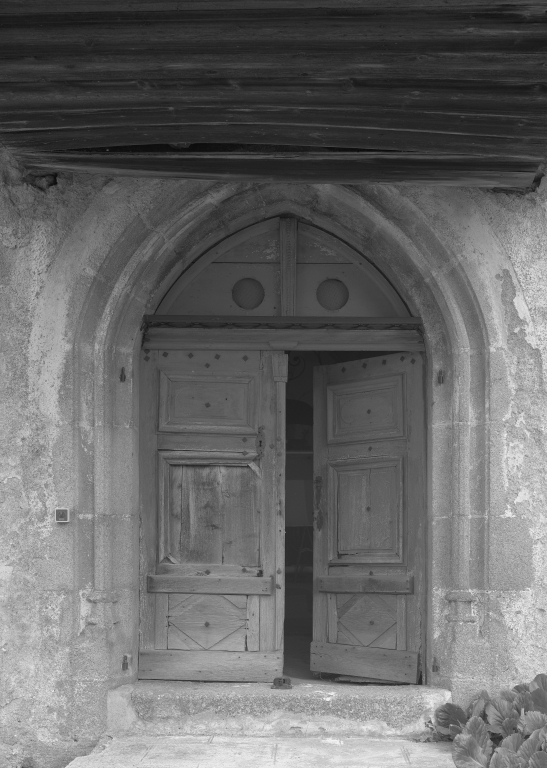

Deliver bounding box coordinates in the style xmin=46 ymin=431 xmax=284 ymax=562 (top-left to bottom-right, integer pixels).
xmin=55 ymin=507 xmax=70 ymax=523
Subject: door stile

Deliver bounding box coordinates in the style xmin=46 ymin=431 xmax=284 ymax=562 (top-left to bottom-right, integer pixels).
xmin=140 ymin=348 xmax=160 ymax=650
xmin=312 ymin=364 xmax=329 ymax=646
xmin=257 ymin=351 xmax=288 ymax=652
xmin=272 ymin=352 xmax=288 ymax=650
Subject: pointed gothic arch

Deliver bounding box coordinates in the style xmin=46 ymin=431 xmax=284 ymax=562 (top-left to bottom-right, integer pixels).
xmin=50 ymin=181 xmax=499 ymax=713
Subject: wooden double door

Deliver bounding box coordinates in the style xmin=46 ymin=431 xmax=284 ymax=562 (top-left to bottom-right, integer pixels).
xmin=139 ymin=346 xmax=425 ymax=684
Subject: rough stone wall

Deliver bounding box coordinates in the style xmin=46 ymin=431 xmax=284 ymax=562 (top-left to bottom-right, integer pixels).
xmin=401 ymin=185 xmax=547 ymax=700
xmin=0 ymin=148 xmax=546 ymax=767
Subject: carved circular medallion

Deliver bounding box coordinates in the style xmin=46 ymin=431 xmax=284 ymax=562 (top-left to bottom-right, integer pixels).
xmin=316 ymin=278 xmax=349 ymax=310
xmin=232 ymin=277 xmax=265 ymax=310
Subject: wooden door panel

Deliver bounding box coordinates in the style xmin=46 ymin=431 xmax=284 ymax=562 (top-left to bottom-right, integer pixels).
xmin=327 ymin=374 xmax=404 ymax=443
xmin=140 ymin=348 xmax=287 ymax=681
xmin=159 ymin=371 xmax=259 ymax=433
xmin=312 ymin=353 xmax=424 ymax=683
xmin=310 ymin=642 xmax=418 ymax=685
xmin=139 ymin=649 xmax=283 ymax=682
xmin=159 ymin=458 xmax=260 ymax=566
xmin=332 ymin=458 xmax=403 ymax=561
xmin=335 ymin=593 xmax=398 ymax=648
xmin=168 ymin=594 xmax=248 ymax=651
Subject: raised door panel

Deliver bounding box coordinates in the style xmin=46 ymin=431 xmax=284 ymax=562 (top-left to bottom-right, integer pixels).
xmin=159 ymin=459 xmax=259 ymax=567
xmin=327 ymin=375 xmax=404 ymax=443
xmin=333 ymin=459 xmax=403 ymax=562
xmin=159 ymin=372 xmax=258 ymax=433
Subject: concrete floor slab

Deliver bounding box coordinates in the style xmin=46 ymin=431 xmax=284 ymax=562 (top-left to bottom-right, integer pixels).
xmin=68 ymin=736 xmax=454 ymax=768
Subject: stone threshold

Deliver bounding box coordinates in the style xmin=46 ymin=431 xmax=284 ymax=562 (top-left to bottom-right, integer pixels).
xmin=108 ymin=680 xmax=451 ymax=738
xmin=68 ymin=735 xmax=454 ymax=768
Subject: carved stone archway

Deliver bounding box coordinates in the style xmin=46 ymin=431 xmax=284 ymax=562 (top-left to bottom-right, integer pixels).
xmin=52 ymin=181 xmax=498 ymax=721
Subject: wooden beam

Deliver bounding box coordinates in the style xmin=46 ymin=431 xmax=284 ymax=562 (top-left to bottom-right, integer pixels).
xmin=0 ymin=8 xmax=544 ymax=53
xmin=1 ymin=1 xmax=544 ymax=11
xmin=138 ymin=650 xmax=282 ymax=681
xmin=1 ymin=2 xmax=544 ymax=182
xmin=18 ymin=150 xmax=541 ymax=188
xmin=156 ymin=563 xmax=263 ymax=577
xmin=142 ymin=327 xmax=426 ymax=351
xmin=147 ymin=574 xmax=274 ymax=594
xmin=1 ymin=53 xmax=545 ymax=83
xmin=310 ymin=641 xmax=419 ymax=684
xmin=7 ymin=123 xmax=546 ymax=157
xmin=143 ymin=315 xmax=423 ymax=328
xmin=318 ymin=575 xmax=414 ymax=594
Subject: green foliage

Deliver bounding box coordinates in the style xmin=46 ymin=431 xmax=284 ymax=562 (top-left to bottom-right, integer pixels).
xmin=433 ymin=674 xmax=547 ymax=768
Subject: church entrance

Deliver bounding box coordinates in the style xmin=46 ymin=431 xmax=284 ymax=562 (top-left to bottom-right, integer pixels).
xmin=137 ymin=217 xmax=426 ymax=685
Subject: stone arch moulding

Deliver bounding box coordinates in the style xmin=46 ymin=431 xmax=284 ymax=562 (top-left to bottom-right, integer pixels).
xmin=72 ymin=181 xmax=491 ymax=698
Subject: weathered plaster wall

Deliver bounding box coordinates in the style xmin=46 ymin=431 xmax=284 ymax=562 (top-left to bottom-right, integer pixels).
xmin=399 ymin=185 xmax=547 ymax=699
xmin=0 ymin=148 xmax=546 ymax=767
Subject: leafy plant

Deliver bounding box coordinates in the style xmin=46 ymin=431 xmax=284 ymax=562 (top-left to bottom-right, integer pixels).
xmin=433 ymin=674 xmax=547 ymax=767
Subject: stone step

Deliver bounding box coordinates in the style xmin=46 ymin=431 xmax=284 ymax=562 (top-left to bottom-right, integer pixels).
xmin=68 ymin=736 xmax=454 ymax=768
xmin=108 ymin=681 xmax=451 ymax=738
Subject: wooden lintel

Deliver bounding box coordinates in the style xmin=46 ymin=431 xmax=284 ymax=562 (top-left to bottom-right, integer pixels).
xmin=144 ymin=315 xmax=423 ymax=329
xmin=18 ymin=151 xmax=540 ymax=188
xmin=143 ymin=327 xmax=425 ymax=351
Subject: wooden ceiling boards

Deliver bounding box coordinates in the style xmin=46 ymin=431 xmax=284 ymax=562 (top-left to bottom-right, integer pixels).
xmin=1 ymin=2 xmax=546 ymax=187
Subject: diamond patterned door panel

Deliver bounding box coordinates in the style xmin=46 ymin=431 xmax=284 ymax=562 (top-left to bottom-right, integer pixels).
xmin=336 ymin=594 xmax=398 ymax=650
xmin=139 ymin=349 xmax=287 ymax=682
xmin=311 ymin=354 xmax=425 ymax=684
xmin=168 ymin=594 xmax=248 ymax=651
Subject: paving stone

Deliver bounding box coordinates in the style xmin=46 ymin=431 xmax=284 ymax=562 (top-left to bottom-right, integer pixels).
xmin=68 ymin=736 xmax=454 ymax=768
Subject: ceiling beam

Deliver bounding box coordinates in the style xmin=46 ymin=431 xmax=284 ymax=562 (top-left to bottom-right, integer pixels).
xmin=19 ymin=150 xmax=543 ymax=189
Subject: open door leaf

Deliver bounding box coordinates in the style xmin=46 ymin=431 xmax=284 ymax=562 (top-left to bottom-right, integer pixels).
xmin=453 ymin=734 xmax=490 ymax=768
xmin=486 ymin=699 xmax=520 ymax=734
xmin=464 ymin=717 xmax=494 ymax=759
xmin=310 ymin=354 xmax=424 ymax=684
xmin=531 ymin=690 xmax=547 ymax=715
xmin=521 ymin=713 xmax=547 ymax=736
xmin=489 ymin=748 xmax=522 ymax=768
xmin=500 ymin=733 xmax=524 ymax=753
xmin=530 ymin=676 xmax=547 ymax=693
xmin=529 ymin=753 xmax=547 ymax=768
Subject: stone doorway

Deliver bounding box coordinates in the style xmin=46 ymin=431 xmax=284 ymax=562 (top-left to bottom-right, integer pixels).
xmin=137 ymin=215 xmax=426 ymax=684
